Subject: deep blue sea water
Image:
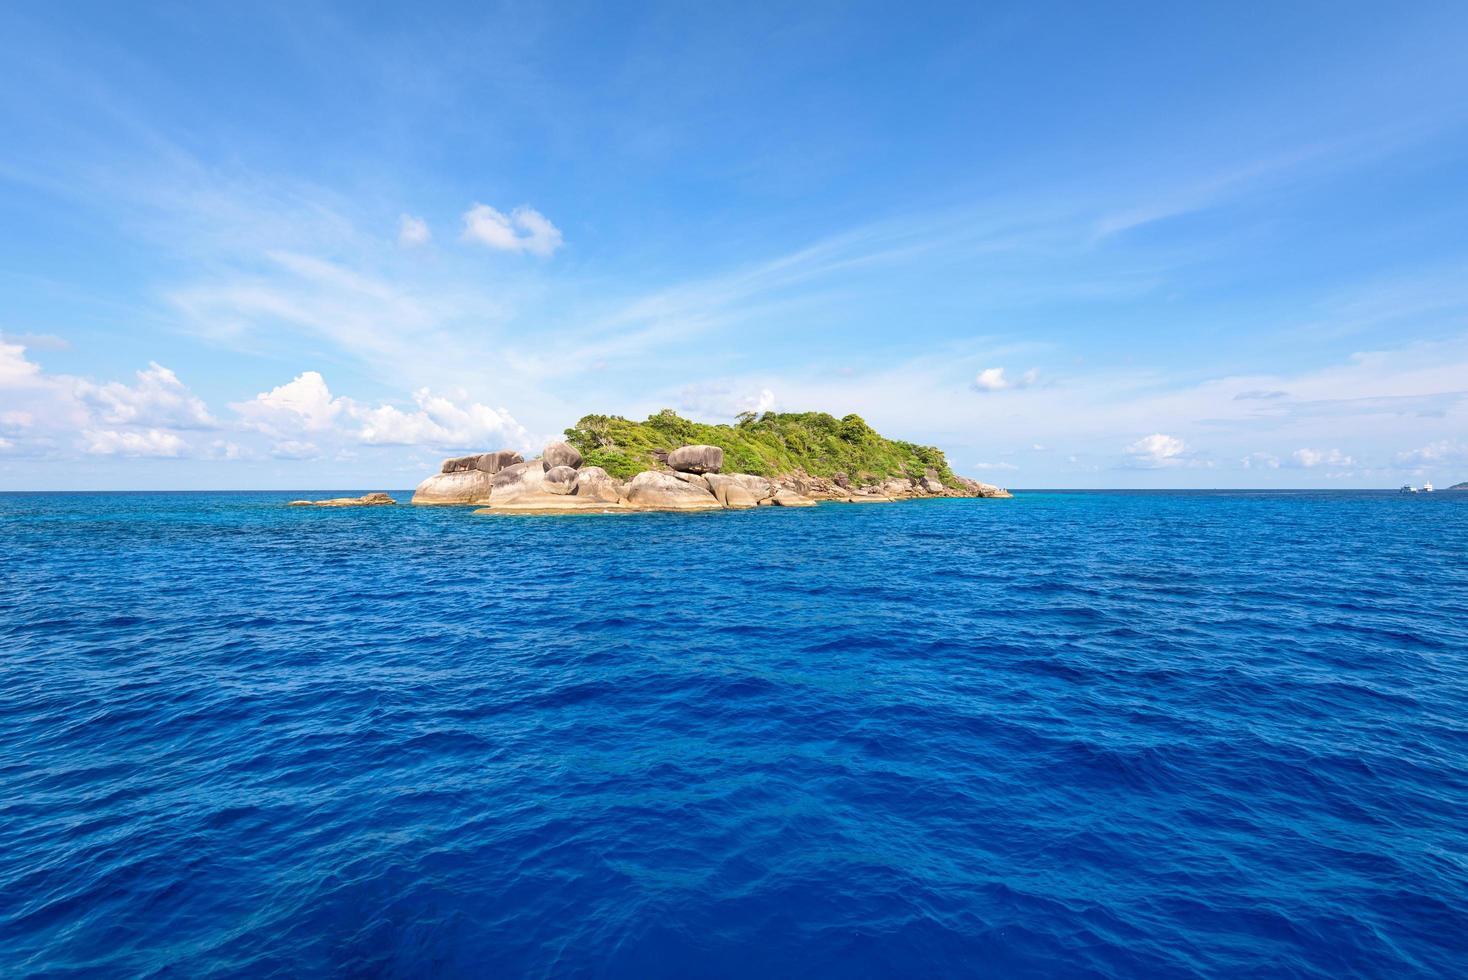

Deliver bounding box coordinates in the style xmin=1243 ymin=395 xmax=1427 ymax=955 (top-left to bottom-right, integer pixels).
xmin=2 ymin=490 xmax=1467 ymax=978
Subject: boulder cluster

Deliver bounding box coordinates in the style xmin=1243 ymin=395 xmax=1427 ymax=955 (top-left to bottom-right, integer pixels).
xmin=411 ymin=442 xmax=1010 ymax=513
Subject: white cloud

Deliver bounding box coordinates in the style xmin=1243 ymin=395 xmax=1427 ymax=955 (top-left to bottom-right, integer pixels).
xmin=0 ymin=342 xmax=44 ymax=388
xmin=233 ymin=370 xmax=529 ymax=451
xmin=74 ymin=362 xmax=216 ymax=429
xmin=1396 ymin=440 xmax=1466 ymax=467
xmin=744 ymin=388 xmax=777 ymax=414
xmin=398 ymin=214 xmax=431 ymax=248
xmin=233 ymin=370 xmax=344 ymax=435
xmin=461 ymin=204 xmax=563 ymax=257
xmin=1 ymin=410 xmax=34 ymax=428
xmin=972 ymin=367 xmax=1038 ymax=392
xmin=354 ymin=387 xmax=528 ymax=448
xmin=1242 ymin=452 xmax=1281 ymax=469
xmin=83 ymin=428 xmax=186 ymax=457
xmin=1127 ymin=433 xmax=1188 ymax=465
xmin=973 ymin=461 xmax=1019 ymax=471
xmin=1290 ymin=447 xmax=1354 ymax=468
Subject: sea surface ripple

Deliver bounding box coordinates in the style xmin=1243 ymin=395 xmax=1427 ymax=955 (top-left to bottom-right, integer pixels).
xmin=2 ymin=490 xmax=1466 ymax=977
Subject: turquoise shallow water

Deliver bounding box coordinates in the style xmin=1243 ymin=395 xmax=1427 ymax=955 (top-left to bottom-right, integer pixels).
xmin=2 ymin=490 xmax=1466 ymax=977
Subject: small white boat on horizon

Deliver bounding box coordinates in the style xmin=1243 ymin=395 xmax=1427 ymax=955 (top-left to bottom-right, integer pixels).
xmin=1423 ymin=482 xmax=1434 ymax=493
xmin=1400 ymin=484 xmax=1419 ymax=493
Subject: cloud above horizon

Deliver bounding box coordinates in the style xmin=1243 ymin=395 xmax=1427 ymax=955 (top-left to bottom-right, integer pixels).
xmin=398 ymin=214 xmax=431 ymax=248
xmin=972 ymin=367 xmax=1039 ymax=392
xmin=461 ymin=204 xmax=563 ymax=257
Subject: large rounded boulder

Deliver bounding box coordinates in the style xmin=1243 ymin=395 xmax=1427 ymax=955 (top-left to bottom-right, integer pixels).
xmin=706 ymin=473 xmax=774 ymax=503
xmin=544 ymin=465 xmax=578 ymax=495
xmin=490 ymin=459 xmax=548 ymax=501
xmin=412 ymin=470 xmax=495 ymax=505
xmin=574 ymin=466 xmax=624 ymax=503
xmin=622 ymin=470 xmax=722 ymax=511
xmin=543 ymin=441 xmax=583 ymax=470
xmin=667 ymin=445 xmax=724 ymax=474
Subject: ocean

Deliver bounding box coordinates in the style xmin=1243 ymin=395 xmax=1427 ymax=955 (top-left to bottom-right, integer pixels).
xmin=2 ymin=490 xmax=1465 ymax=977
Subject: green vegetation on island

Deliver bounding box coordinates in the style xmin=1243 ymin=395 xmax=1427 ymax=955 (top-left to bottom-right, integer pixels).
xmin=564 ymin=409 xmax=962 ymax=483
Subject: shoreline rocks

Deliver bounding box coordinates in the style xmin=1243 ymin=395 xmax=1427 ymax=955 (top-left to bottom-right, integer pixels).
xmin=408 ymin=440 xmax=1011 ymax=515
xmin=288 ymin=492 xmax=396 ymax=507
xmin=623 ymin=470 xmax=724 ymax=511
xmin=412 ymin=469 xmax=495 ymax=505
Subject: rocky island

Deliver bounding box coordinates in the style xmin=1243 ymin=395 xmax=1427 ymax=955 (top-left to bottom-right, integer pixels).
xmin=412 ymin=409 xmax=1010 ymax=513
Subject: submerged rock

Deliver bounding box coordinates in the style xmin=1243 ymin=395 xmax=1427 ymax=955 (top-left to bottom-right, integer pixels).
xmin=289 ymin=492 xmax=396 ymax=507
xmin=412 ymin=470 xmax=495 ymax=505
xmin=623 ymin=470 xmax=723 ymax=510
xmin=667 ymin=445 xmax=724 ymax=474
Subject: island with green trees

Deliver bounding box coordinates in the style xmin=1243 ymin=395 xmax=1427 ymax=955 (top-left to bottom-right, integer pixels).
xmin=409 ymin=409 xmax=1011 ymax=513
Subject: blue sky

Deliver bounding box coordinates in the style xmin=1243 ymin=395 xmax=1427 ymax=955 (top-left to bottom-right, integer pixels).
xmin=2 ymin=1 xmax=1467 ymax=489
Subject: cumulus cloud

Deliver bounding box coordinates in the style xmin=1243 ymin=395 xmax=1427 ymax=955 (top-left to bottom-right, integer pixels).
xmin=398 ymin=214 xmax=431 ymax=247
xmin=0 ymin=342 xmax=44 ymax=387
xmin=234 ymin=370 xmax=529 ymax=452
xmin=233 ymin=370 xmax=344 ymax=435
xmin=461 ymin=204 xmax=563 ymax=257
xmin=355 ymin=388 xmax=528 ymax=447
xmin=1242 ymin=452 xmax=1281 ymax=469
xmin=1127 ymin=433 xmax=1188 ymax=465
xmin=973 ymin=461 xmax=1019 ymax=471
xmin=972 ymin=367 xmax=1039 ymax=392
xmin=1290 ymin=447 xmax=1354 ymax=468
xmin=74 ymin=362 xmax=216 ymax=429
xmin=1234 ymin=389 xmax=1289 ymax=401
xmin=82 ymin=428 xmax=186 ymax=457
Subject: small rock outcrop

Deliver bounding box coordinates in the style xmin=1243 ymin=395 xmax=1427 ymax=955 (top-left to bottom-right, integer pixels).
xmin=667 ymin=445 xmax=724 ymax=474
xmin=543 ymin=441 xmax=584 ymax=470
xmin=412 ymin=470 xmax=495 ymax=505
xmin=623 ymin=470 xmax=723 ymax=510
xmin=770 ymin=489 xmax=817 ymax=507
xmin=289 ymin=492 xmax=396 ymax=507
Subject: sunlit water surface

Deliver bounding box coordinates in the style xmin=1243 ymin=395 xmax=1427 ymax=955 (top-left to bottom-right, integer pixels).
xmin=2 ymin=490 xmax=1466 ymax=977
